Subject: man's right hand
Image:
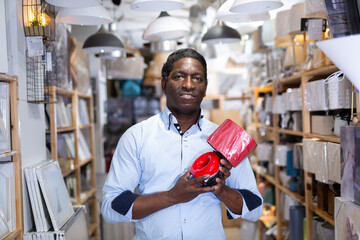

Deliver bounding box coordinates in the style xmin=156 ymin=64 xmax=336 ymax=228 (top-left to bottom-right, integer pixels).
xmin=167 ymin=171 xmax=214 ymax=204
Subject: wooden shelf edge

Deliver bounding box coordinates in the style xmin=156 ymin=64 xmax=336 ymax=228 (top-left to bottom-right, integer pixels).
xmin=277 ymin=128 xmax=304 ymax=137
xmin=0 ymin=73 xmax=17 ymax=82
xmin=56 ymin=87 xmax=75 ymax=96
xmin=0 ymin=150 xmax=18 ymax=159
xmin=278 ymin=73 xmax=302 ymax=85
xmin=89 ymin=223 xmax=97 ymax=236
xmin=3 ymin=228 xmax=21 ymax=240
xmin=62 ymin=167 xmax=76 ymax=177
xmin=76 ymin=91 xmax=92 ymax=99
xmin=79 ymin=157 xmax=93 ymax=167
xmin=79 ymin=123 xmax=92 ymax=129
xmin=308 ymin=204 xmax=335 ymax=226
xmin=79 ymin=188 xmax=96 ymax=204
xmin=277 ymin=184 xmax=305 ymax=206
xmin=302 ymin=65 xmax=338 ymax=77
xmin=57 ymin=126 xmax=76 ymax=133
xmin=304 ymin=133 xmax=340 ymax=143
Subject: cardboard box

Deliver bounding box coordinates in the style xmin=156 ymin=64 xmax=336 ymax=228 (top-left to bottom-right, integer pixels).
xmin=335 ymin=197 xmax=360 ymax=240
xmin=311 ymin=115 xmax=334 ymax=135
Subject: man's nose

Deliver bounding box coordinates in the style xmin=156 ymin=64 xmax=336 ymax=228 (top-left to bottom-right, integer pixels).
xmin=183 ymin=76 xmax=195 ymax=89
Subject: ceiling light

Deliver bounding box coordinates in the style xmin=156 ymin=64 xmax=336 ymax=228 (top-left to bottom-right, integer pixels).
xmin=45 ymin=0 xmax=100 ymax=8
xmin=56 ymin=5 xmax=112 ymax=25
xmin=217 ymin=0 xmax=270 ymax=23
xmin=131 ymin=0 xmax=184 ymax=12
xmin=288 ymin=2 xmax=305 ymax=35
xmin=230 ymin=0 xmax=284 ymax=14
xmin=317 ymin=34 xmax=360 ymax=91
xmin=144 ymin=40 xmax=181 ymax=53
xmin=202 ymin=21 xmax=241 ymax=45
xmin=83 ymin=25 xmax=125 ymax=54
xmin=143 ymin=12 xmax=189 ymax=41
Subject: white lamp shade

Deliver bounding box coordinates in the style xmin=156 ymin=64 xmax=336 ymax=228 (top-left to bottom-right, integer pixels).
xmin=143 ymin=12 xmax=189 ymax=41
xmin=45 ymin=0 xmax=100 ymax=8
xmin=262 ymin=19 xmax=276 ymax=46
xmin=230 ymin=0 xmax=283 ymax=14
xmin=288 ymin=2 xmax=306 ymax=35
xmin=305 ymin=0 xmax=326 ymax=17
xmin=217 ymin=0 xmax=270 ymax=23
xmin=56 ymin=5 xmax=112 ymax=26
xmin=131 ymin=0 xmax=184 ymax=12
xmin=316 ymin=34 xmax=360 ymax=91
xmin=275 ymin=9 xmax=290 ymax=38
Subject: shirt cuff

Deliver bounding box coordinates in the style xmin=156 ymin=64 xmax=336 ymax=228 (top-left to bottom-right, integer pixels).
xmin=226 ymin=189 xmax=262 ymax=219
xmin=111 ymin=190 xmax=139 ymax=216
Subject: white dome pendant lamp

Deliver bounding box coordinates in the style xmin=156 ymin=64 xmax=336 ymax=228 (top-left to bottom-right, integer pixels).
xmin=143 ymin=11 xmax=190 ymax=41
xmin=217 ymin=0 xmax=270 ymax=23
xmin=202 ymin=21 xmax=241 ymax=45
xmin=131 ymin=0 xmax=184 ymax=12
xmin=230 ymin=0 xmax=284 ymax=14
xmin=56 ymin=4 xmax=112 ymax=25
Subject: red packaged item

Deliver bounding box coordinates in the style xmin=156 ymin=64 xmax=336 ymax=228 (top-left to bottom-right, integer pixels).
xmin=207 ymin=119 xmax=257 ymax=167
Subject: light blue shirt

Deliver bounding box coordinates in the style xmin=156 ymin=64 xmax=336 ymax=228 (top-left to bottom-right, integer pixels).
xmin=101 ymin=106 xmax=262 ymax=240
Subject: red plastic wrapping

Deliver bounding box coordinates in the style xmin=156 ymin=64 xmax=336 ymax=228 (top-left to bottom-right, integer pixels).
xmin=207 ymin=119 xmax=257 ymax=167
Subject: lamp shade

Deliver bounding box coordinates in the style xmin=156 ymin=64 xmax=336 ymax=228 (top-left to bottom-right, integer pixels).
xmin=230 ymin=0 xmax=283 ymax=14
xmin=288 ymin=2 xmax=306 ymax=35
xmin=144 ymin=40 xmax=180 ymax=53
xmin=45 ymin=0 xmax=100 ymax=8
xmin=262 ymin=19 xmax=276 ymax=46
xmin=217 ymin=0 xmax=270 ymax=23
xmin=316 ymin=34 xmax=360 ymax=91
xmin=202 ymin=22 xmax=241 ymax=44
xmin=131 ymin=0 xmax=184 ymax=12
xmin=56 ymin=5 xmax=112 ymax=25
xmin=83 ymin=25 xmax=125 ymax=54
xmin=143 ymin=12 xmax=189 ymax=41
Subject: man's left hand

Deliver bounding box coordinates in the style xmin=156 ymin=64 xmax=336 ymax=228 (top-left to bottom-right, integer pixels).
xmin=211 ymin=158 xmax=232 ymax=195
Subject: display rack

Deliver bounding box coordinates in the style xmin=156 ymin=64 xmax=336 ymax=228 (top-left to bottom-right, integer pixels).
xmin=45 ymin=85 xmax=98 ymax=238
xmin=252 ymin=64 xmax=348 ymax=240
xmin=0 ymin=74 xmax=23 ymax=240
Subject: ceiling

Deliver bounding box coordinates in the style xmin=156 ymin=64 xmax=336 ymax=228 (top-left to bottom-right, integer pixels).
xmin=73 ymin=0 xmax=305 ymax=50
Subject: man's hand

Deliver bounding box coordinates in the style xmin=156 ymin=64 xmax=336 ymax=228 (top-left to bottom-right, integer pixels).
xmin=211 ymin=158 xmax=232 ymax=196
xmin=167 ymin=171 xmax=214 ymax=204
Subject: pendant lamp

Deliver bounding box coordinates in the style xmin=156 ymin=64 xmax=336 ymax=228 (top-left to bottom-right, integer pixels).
xmin=202 ymin=21 xmax=241 ymax=44
xmin=230 ymin=0 xmax=283 ymax=14
xmin=56 ymin=5 xmax=112 ymax=25
xmin=317 ymin=34 xmax=360 ymax=91
xmin=82 ymin=25 xmax=125 ymax=54
xmin=45 ymin=0 xmax=100 ymax=8
xmin=131 ymin=0 xmax=184 ymax=12
xmin=143 ymin=12 xmax=189 ymax=41
xmin=217 ymin=0 xmax=270 ymax=23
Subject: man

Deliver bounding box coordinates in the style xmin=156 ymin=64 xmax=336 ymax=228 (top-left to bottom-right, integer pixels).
xmin=101 ymin=48 xmax=262 ymax=239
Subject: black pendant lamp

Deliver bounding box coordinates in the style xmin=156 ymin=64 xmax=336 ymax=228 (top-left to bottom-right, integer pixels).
xmin=202 ymin=21 xmax=241 ymax=44
xmin=82 ymin=25 xmax=125 ymax=54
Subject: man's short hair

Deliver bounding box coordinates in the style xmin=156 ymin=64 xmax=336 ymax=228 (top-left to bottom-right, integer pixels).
xmin=161 ymin=48 xmax=207 ymax=84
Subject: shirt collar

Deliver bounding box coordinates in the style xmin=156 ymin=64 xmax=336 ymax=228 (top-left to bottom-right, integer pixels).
xmin=161 ymin=106 xmax=204 ymax=132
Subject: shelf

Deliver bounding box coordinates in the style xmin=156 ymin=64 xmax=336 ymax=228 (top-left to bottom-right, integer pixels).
xmin=89 ymin=223 xmax=97 ymax=236
xmin=79 ymin=123 xmax=92 ymax=129
xmin=80 ymin=188 xmax=96 ymax=204
xmin=77 ymin=91 xmax=92 ymax=99
xmin=3 ymin=229 xmax=21 ymax=240
xmin=79 ymin=157 xmax=93 ymax=167
xmin=277 ymin=184 xmax=305 ymax=206
xmin=304 ymin=133 xmax=340 ymax=143
xmin=56 ymin=87 xmax=74 ymax=96
xmin=308 ymin=204 xmax=335 ymax=226
xmin=57 ymin=126 xmax=76 ymax=133
xmin=278 ymin=73 xmax=301 ymax=86
xmin=61 ymin=167 xmax=76 ymax=177
xmin=277 ymin=128 xmax=303 ymax=137
xmin=302 ymin=65 xmax=338 ymax=77
xmin=0 ymin=150 xmax=18 ymax=159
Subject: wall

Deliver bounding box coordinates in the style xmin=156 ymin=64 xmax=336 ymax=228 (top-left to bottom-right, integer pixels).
xmin=5 ymin=0 xmax=47 ymax=232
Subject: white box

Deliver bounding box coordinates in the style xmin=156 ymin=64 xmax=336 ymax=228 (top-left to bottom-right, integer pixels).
xmin=327 ymin=142 xmax=341 ymax=184
xmin=311 ymin=115 xmax=334 ymax=135
xmin=314 ymin=141 xmax=329 ymax=184
xmin=303 ymin=139 xmax=316 ymax=174
xmin=305 ymin=80 xmax=329 ymax=111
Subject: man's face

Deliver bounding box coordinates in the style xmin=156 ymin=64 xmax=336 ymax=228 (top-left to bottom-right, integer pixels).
xmin=162 ymin=57 xmax=207 ymax=116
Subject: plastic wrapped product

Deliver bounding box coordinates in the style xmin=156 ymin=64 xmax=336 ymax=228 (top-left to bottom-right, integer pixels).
xmin=314 ymin=141 xmax=329 ymax=184
xmin=305 ymin=80 xmax=329 ymax=111
xmin=335 ymin=197 xmax=360 ymax=240
xmin=290 ymin=88 xmax=302 ymax=111
xmin=324 ymin=71 xmax=353 ymax=110
xmin=207 ymin=119 xmax=257 ymax=167
xmin=327 ymin=142 xmax=341 ymax=184
xmin=303 ymin=139 xmax=316 ymax=174
xmin=274 ymin=144 xmax=291 ymax=166
xmin=257 ymin=142 xmax=273 ymax=162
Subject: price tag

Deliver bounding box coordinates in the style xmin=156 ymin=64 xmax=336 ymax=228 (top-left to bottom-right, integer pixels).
xmin=308 ymin=19 xmax=324 ymax=40
xmin=26 ymin=36 xmax=43 ymax=57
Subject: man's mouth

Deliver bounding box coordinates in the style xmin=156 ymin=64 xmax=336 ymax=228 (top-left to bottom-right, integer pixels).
xmin=179 ymin=93 xmax=196 ymax=99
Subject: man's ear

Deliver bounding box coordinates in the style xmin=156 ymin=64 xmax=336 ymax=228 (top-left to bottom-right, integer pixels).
xmin=161 ymin=78 xmax=166 ymax=95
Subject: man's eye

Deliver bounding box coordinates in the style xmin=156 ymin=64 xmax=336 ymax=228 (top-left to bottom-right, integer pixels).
xmin=193 ymin=77 xmax=203 ymax=81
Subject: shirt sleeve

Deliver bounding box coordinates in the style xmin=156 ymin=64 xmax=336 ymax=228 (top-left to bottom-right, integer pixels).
xmin=101 ymin=127 xmax=142 ymax=223
xmin=225 ymin=157 xmax=263 ymax=222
